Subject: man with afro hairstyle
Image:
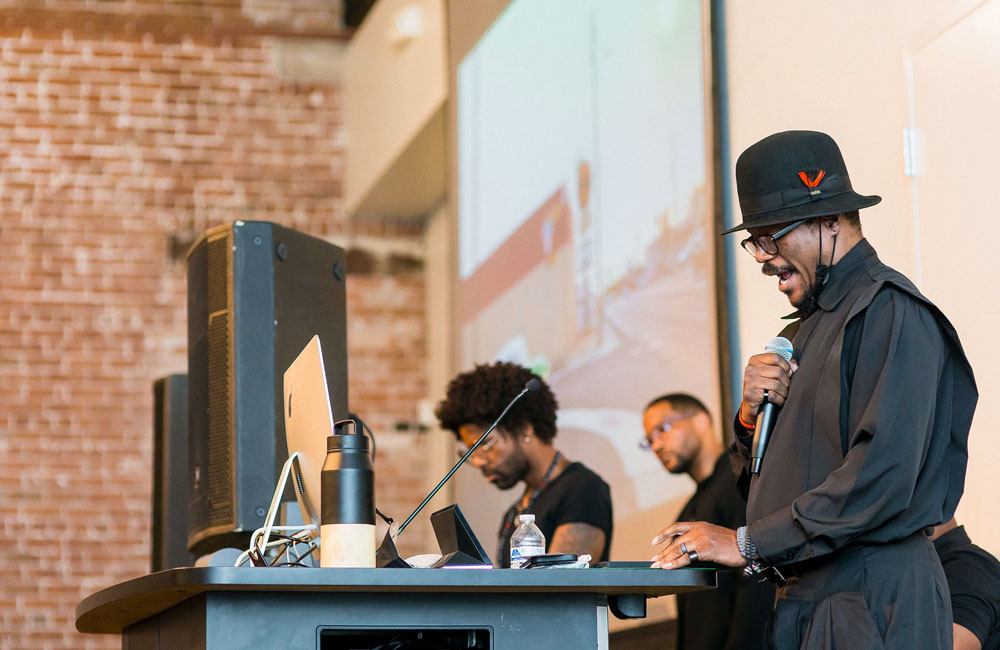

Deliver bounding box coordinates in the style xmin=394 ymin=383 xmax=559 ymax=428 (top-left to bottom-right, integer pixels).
xmin=436 ymin=362 xmax=612 ymax=567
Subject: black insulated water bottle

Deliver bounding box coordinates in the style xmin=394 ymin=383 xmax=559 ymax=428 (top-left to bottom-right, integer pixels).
xmin=320 ymin=418 xmax=376 ymax=567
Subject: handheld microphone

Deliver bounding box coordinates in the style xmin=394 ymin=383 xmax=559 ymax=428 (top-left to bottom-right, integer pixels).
xmin=751 ymin=337 xmax=794 ymax=475
xmin=396 ymin=377 xmax=540 ymax=535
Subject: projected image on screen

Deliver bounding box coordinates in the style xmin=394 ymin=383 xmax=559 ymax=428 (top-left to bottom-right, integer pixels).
xmin=456 ymin=0 xmax=719 ymax=566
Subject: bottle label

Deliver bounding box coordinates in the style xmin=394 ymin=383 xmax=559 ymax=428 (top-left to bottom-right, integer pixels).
xmin=510 ymin=544 xmax=545 ymax=569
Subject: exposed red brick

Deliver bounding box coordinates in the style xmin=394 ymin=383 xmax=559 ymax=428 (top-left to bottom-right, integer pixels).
xmin=0 ymin=3 xmax=430 ymax=647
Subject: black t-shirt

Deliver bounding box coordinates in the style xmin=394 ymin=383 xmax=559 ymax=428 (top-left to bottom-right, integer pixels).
xmin=933 ymin=526 xmax=1000 ymax=650
xmin=496 ymin=461 xmax=612 ymax=568
xmin=676 ymin=454 xmax=775 ymax=650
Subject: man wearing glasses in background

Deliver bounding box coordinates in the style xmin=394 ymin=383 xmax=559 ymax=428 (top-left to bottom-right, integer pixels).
xmin=650 ymin=130 xmax=977 ymax=649
xmin=642 ymin=393 xmax=773 ymax=650
xmin=435 ymin=362 xmax=612 ymax=567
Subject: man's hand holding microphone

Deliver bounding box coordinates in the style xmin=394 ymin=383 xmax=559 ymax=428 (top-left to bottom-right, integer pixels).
xmin=738 ymin=336 xmax=796 ymax=431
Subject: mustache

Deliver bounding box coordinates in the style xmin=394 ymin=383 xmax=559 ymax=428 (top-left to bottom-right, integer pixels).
xmin=762 ymin=262 xmax=794 ymax=277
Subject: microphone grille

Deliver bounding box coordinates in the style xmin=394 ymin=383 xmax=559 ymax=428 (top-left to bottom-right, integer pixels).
xmin=765 ymin=336 xmax=794 ymax=362
xmin=525 ymin=378 xmax=541 ymax=393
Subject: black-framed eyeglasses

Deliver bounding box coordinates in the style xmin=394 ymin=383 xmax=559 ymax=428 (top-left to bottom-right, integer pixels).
xmin=740 ymin=219 xmax=809 ymax=257
xmin=638 ymin=414 xmax=691 ymax=451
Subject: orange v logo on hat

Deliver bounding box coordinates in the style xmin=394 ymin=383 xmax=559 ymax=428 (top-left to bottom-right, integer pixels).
xmin=798 ymin=170 xmax=825 ymax=195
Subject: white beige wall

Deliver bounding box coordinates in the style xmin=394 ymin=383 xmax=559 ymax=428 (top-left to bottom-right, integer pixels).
xmin=344 ymin=0 xmax=446 ymax=218
xmin=429 ymin=0 xmax=1000 ymax=557
xmin=725 ymin=0 xmax=999 ymax=553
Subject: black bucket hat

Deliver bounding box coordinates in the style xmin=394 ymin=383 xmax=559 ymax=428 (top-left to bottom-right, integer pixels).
xmin=722 ymin=130 xmax=881 ymax=235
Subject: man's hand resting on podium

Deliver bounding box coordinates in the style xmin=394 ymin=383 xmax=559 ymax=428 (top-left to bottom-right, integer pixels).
xmin=649 ymin=521 xmax=745 ymax=569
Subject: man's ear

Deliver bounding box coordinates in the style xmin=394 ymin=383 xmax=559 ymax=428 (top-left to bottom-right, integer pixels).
xmin=691 ymin=411 xmax=712 ymax=433
xmin=825 ymin=215 xmax=843 ymax=236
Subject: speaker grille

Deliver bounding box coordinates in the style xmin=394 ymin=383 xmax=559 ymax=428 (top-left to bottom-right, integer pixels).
xmin=207 ymin=311 xmax=233 ymax=526
xmin=207 ymin=237 xmax=229 ymax=314
xmin=206 ymin=232 xmax=233 ymax=528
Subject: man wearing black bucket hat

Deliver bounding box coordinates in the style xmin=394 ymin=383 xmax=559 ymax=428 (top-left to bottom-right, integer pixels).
xmin=650 ymin=130 xmax=978 ymax=649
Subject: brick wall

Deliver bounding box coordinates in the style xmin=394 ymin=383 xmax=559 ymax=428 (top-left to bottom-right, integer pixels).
xmin=0 ymin=3 xmax=431 ymax=648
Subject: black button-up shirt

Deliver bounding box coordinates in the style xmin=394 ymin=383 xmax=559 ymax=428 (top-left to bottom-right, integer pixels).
xmin=731 ymin=239 xmax=977 ymax=565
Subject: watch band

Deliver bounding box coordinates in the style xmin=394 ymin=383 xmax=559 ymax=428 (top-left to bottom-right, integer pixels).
xmin=737 ymin=525 xmax=758 ymax=561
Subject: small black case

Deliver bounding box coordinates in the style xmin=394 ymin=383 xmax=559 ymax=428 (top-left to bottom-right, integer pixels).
xmin=520 ymin=553 xmax=578 ymax=569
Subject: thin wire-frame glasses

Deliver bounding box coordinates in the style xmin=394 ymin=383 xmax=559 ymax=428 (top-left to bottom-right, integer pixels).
xmin=638 ymin=414 xmax=692 ymax=451
xmin=740 ymin=218 xmax=809 ymax=257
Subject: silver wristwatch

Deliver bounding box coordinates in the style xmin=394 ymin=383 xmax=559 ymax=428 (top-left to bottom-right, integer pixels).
xmin=737 ymin=526 xmax=763 ymax=576
xmin=737 ymin=525 xmax=757 ymax=560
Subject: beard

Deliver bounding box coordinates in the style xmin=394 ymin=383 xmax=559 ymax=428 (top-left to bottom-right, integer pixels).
xmin=665 ymin=455 xmax=693 ymax=476
xmin=656 ymin=448 xmax=693 ymax=476
xmin=762 ymin=261 xmax=821 ymax=317
xmin=487 ymin=448 xmax=531 ymax=490
xmin=793 ymin=281 xmax=820 ymax=317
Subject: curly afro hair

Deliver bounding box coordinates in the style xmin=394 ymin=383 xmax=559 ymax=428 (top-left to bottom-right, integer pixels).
xmin=435 ymin=362 xmax=558 ymax=443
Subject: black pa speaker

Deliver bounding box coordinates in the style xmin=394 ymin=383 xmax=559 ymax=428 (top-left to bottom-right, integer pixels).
xmin=151 ymin=374 xmax=196 ymax=572
xmin=185 ymin=221 xmax=348 ymax=556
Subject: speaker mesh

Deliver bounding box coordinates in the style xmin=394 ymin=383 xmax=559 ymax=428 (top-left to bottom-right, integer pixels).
xmin=207 ymin=311 xmax=233 ymax=525
xmin=207 ymin=237 xmax=228 ymax=314
xmin=206 ymin=233 xmax=233 ymax=527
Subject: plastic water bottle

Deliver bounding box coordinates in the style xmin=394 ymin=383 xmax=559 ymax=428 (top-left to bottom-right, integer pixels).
xmin=509 ymin=514 xmax=545 ymax=568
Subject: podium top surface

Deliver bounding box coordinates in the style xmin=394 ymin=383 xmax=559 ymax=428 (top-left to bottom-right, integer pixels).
xmin=76 ymin=565 xmax=714 ymax=634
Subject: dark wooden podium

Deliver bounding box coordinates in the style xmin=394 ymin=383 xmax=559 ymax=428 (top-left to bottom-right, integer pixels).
xmin=76 ymin=566 xmax=713 ymax=649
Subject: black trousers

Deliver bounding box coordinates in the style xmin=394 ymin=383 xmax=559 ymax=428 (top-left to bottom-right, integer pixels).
xmin=766 ymin=532 xmax=951 ymax=650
